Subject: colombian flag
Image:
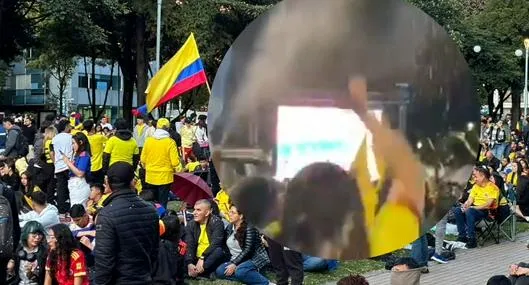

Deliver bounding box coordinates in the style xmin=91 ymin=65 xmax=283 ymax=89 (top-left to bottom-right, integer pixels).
xmin=133 ymin=33 xmax=207 ymax=116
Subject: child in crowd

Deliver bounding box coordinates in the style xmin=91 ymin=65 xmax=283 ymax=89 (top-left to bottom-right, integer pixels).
xmin=140 ymin=189 xmax=167 ymax=218
xmin=86 ymin=183 xmax=109 ymax=216
xmin=153 ymin=215 xmax=187 ymax=285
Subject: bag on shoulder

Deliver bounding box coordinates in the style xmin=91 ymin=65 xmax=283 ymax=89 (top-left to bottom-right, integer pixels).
xmin=14 ymin=129 xmax=29 ymax=157
xmin=0 ymin=183 xmax=14 ymax=259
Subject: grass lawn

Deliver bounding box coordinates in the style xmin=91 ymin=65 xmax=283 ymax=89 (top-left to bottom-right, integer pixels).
xmin=169 ymin=200 xmax=529 ymax=284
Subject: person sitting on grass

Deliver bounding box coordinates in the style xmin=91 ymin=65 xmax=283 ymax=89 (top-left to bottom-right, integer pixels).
xmin=19 ymin=190 xmax=59 ymax=229
xmin=86 ymin=183 xmax=109 ymax=216
xmin=153 ymin=215 xmax=187 ymax=285
xmin=215 ymin=205 xmax=272 ymax=285
xmin=184 ymin=199 xmax=228 ymax=279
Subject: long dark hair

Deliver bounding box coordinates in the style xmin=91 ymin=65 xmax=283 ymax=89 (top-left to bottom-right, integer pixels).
xmin=280 ymin=162 xmax=368 ymax=259
xmin=47 ymin=224 xmax=79 ymax=279
xmin=231 ymin=205 xmax=248 ymax=248
xmin=73 ymin=132 xmax=91 ymax=157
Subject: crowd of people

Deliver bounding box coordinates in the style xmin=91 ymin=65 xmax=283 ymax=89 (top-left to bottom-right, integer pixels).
xmin=0 ymin=112 xmax=343 ymax=285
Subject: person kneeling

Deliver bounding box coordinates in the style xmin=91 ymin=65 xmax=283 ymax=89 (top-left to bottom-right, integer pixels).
xmin=185 ymin=199 xmax=228 ymax=279
xmin=216 ymin=205 xmax=273 ymax=285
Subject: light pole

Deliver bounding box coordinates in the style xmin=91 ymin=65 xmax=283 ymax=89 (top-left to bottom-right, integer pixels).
xmin=515 ymin=38 xmax=529 ymax=118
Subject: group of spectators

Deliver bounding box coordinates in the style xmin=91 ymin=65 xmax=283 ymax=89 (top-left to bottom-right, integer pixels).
xmin=0 ymin=111 xmax=345 ymax=285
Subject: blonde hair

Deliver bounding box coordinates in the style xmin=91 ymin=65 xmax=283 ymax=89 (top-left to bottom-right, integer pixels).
xmin=44 ymin=126 xmax=57 ymax=141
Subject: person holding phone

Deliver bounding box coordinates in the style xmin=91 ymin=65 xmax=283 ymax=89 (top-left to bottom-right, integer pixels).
xmin=63 ymin=132 xmax=92 ymax=208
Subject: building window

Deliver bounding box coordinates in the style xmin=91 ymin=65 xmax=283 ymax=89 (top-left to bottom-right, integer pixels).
xmin=78 ymin=74 xmax=120 ymax=90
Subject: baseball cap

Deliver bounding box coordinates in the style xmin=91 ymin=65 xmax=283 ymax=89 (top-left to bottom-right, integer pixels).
xmin=157 ymin=118 xmax=171 ymax=129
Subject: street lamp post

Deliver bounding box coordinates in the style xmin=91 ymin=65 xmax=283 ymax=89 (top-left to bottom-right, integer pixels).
xmin=516 ymin=39 xmax=529 ymax=117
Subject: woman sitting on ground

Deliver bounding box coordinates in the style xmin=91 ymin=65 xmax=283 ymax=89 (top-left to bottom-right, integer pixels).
xmin=215 ymin=205 xmax=272 ymax=285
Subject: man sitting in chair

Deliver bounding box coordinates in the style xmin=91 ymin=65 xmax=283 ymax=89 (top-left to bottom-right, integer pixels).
xmin=453 ymin=166 xmax=499 ymax=248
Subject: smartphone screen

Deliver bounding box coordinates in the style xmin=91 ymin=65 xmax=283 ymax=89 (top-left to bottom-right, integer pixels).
xmin=274 ymin=105 xmax=382 ymax=181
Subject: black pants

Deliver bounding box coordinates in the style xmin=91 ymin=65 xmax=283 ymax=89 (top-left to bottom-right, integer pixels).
xmin=55 ymin=170 xmax=70 ymax=214
xmin=266 ymin=237 xmax=304 ymax=285
xmin=143 ymin=182 xmax=171 ymax=209
xmin=0 ymin=258 xmax=7 ymax=284
xmin=87 ymin=169 xmax=104 ymax=185
xmin=34 ymin=162 xmax=56 ymax=204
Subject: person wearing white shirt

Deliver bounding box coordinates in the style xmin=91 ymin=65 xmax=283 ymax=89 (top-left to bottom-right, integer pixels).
xmin=19 ymin=190 xmax=59 ymax=229
xmin=51 ymin=120 xmax=73 ymax=217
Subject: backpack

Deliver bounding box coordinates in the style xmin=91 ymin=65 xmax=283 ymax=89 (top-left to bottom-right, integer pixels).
xmin=0 ymin=183 xmax=14 ymax=259
xmin=14 ymin=129 xmax=29 ymax=158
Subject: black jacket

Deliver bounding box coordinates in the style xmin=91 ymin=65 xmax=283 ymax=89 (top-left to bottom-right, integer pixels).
xmin=102 ymin=130 xmax=140 ymax=173
xmin=225 ymin=224 xmax=269 ymax=269
xmin=152 ymin=240 xmax=185 ymax=285
xmin=184 ymin=215 xmax=226 ymax=265
xmin=0 ymin=183 xmax=20 ymax=251
xmin=94 ymin=188 xmax=160 ymax=285
xmin=7 ymin=243 xmax=47 ymax=285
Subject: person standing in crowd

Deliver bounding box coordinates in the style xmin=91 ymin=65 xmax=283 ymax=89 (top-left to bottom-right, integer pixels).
xmin=5 ymin=221 xmax=48 ymax=285
xmin=22 ymin=116 xmax=37 ymax=160
xmin=0 ymin=178 xmax=21 ymax=283
xmin=63 ymin=132 xmax=92 ymax=208
xmin=35 ymin=126 xmax=57 ymax=205
xmin=44 ymin=224 xmax=89 ymax=285
xmin=141 ymin=118 xmax=182 ymax=208
xmin=83 ymin=120 xmax=107 ymax=185
xmin=102 ymin=118 xmax=139 ymax=173
xmin=215 ymin=205 xmax=272 ymax=284
xmin=51 ymin=120 xmax=73 ymax=219
xmin=133 ymin=116 xmax=147 ymax=154
xmin=0 ymin=117 xmax=23 ymax=159
xmin=195 ymin=119 xmax=209 ymax=160
xmin=180 ymin=118 xmax=197 ymax=163
xmin=185 ymin=199 xmax=228 ymax=279
xmin=100 ymin=116 xmax=113 ymax=131
xmin=94 ymin=162 xmax=159 ymax=285
xmin=0 ymin=118 xmax=7 ymax=151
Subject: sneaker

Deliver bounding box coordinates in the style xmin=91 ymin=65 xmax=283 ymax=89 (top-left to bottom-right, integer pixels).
xmin=431 ymin=253 xmax=448 ymax=264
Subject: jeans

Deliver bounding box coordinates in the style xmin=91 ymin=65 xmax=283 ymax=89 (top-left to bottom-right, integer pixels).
xmin=302 ymin=255 xmax=328 ymax=272
xmin=454 ymin=206 xmax=488 ymax=239
xmin=434 ymin=214 xmax=448 ymax=254
xmin=411 ymin=234 xmax=428 ymax=267
xmin=493 ymin=142 xmax=507 ymax=160
xmin=216 ymin=260 xmax=269 ymax=285
xmin=55 ymin=170 xmax=70 ymax=214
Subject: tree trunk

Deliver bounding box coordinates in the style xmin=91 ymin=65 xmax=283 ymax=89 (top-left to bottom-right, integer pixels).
xmin=118 ymin=15 xmax=136 ymax=126
xmin=83 ymin=57 xmax=92 ymax=112
xmin=512 ymin=91 xmax=521 ymax=130
xmin=97 ymin=60 xmax=115 ymax=121
xmin=135 ymin=14 xmax=148 ymax=106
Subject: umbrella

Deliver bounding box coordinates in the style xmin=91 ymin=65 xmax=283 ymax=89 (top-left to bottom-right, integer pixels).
xmin=171 ymin=173 xmax=213 ymax=206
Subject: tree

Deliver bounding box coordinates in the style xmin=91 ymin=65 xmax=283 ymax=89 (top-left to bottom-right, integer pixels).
xmin=460 ymin=0 xmax=529 ymax=123
xmin=28 ymin=49 xmax=76 ymax=113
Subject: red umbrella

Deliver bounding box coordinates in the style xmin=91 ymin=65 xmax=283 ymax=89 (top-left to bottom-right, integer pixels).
xmin=171 ymin=173 xmax=213 ymax=206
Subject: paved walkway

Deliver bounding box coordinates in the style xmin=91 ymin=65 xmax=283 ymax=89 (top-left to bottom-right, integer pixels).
xmin=364 ymin=232 xmax=529 ymax=285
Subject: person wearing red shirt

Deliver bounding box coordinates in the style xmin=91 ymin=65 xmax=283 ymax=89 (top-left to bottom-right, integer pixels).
xmin=44 ymin=224 xmax=89 ymax=285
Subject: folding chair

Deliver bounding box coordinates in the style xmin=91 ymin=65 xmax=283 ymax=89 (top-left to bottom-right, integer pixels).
xmin=477 ymin=207 xmax=500 ymax=246
xmin=499 ymin=185 xmax=517 ymax=241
